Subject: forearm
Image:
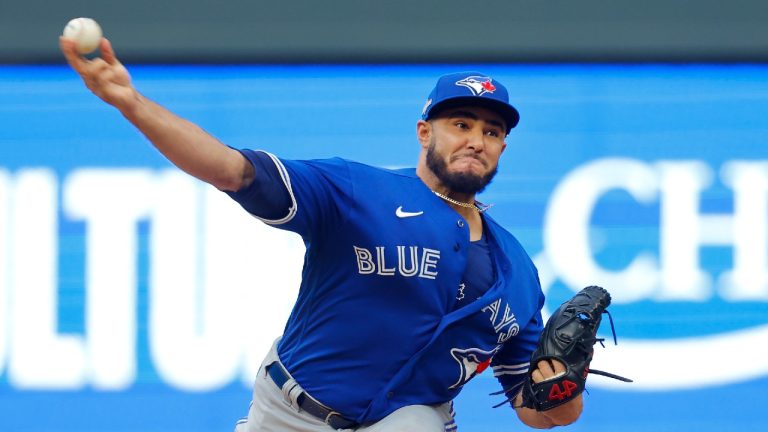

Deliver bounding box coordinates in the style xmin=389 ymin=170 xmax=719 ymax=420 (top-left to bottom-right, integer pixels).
xmin=60 ymin=37 xmax=254 ymax=191
xmin=120 ymin=91 xmax=253 ymax=191
xmin=514 ymin=393 xmax=583 ymax=429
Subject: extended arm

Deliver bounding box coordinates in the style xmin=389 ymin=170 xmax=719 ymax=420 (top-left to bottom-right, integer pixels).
xmin=59 ymin=37 xmax=253 ymax=192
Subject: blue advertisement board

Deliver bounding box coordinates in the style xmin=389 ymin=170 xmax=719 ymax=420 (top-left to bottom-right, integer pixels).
xmin=1 ymin=64 xmax=767 ymax=431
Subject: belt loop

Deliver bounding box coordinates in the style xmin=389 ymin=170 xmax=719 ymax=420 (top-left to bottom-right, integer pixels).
xmin=280 ymin=378 xmax=297 ymax=410
xmin=325 ymin=411 xmax=343 ymax=428
xmin=285 ymin=379 xmax=305 ymax=411
xmin=266 ymin=360 xmax=359 ymax=430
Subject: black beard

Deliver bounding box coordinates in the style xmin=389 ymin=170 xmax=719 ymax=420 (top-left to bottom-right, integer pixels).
xmin=425 ymin=139 xmax=498 ymax=195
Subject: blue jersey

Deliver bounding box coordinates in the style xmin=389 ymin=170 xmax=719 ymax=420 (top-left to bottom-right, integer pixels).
xmin=229 ymin=150 xmax=544 ymax=423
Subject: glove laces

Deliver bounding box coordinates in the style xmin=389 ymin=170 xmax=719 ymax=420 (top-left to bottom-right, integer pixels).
xmin=587 ymin=310 xmax=632 ymax=382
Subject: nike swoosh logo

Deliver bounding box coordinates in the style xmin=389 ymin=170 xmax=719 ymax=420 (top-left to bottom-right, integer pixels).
xmin=396 ymin=206 xmax=424 ymax=218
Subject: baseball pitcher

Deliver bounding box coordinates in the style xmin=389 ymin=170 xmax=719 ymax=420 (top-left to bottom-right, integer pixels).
xmin=60 ymin=36 xmax=629 ymax=431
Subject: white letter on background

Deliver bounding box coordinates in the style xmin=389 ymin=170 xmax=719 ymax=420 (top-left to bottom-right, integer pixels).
xmin=544 ymin=158 xmax=659 ymax=303
xmin=149 ymin=172 xmax=244 ymax=390
xmin=9 ymin=169 xmax=86 ymax=389
xmin=719 ymin=161 xmax=768 ymax=300
xmin=64 ymin=169 xmax=153 ymax=389
xmin=149 ymin=171 xmax=303 ymax=390
xmin=656 ymin=162 xmax=715 ymax=301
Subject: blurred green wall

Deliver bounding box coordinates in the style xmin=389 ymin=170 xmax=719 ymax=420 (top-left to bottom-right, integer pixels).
xmin=2 ymin=0 xmax=767 ymax=63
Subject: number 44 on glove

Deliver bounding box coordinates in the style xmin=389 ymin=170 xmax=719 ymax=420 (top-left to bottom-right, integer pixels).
xmin=519 ymin=286 xmax=632 ymax=411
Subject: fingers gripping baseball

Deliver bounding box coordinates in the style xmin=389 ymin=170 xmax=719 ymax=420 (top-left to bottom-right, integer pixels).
xmin=59 ymin=37 xmax=135 ymax=109
xmin=100 ymin=38 xmax=119 ymax=65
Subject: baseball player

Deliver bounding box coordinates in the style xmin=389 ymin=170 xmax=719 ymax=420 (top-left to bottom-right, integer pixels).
xmin=61 ymin=37 xmax=585 ymax=430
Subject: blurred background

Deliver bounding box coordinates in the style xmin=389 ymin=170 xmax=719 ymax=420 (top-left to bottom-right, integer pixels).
xmin=1 ymin=1 xmax=767 ymax=431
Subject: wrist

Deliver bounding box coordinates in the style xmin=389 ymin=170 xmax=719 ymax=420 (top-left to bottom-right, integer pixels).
xmin=119 ymin=90 xmax=147 ymax=122
xmin=541 ymin=394 xmax=583 ymax=426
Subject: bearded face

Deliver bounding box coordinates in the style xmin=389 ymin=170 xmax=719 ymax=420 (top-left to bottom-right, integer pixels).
xmin=425 ymin=135 xmax=499 ymax=195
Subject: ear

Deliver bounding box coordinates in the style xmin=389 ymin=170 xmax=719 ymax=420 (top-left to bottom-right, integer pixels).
xmin=416 ymin=120 xmax=432 ymax=149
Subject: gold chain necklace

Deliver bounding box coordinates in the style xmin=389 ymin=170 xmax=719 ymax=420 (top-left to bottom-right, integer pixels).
xmin=432 ymin=191 xmax=488 ymax=213
xmin=433 ymin=190 xmax=476 ymax=209
xmin=432 ymin=190 xmax=493 ymax=213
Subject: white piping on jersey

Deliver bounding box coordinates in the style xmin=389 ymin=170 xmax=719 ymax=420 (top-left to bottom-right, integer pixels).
xmin=493 ymin=361 xmax=529 ymax=371
xmin=493 ymin=369 xmax=528 ymax=377
xmin=492 ymin=362 xmax=530 ymax=377
xmin=251 ymin=151 xmax=298 ymax=225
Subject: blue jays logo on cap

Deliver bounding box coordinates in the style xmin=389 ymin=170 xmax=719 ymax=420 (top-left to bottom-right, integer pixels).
xmin=421 ymin=71 xmax=520 ymax=132
xmin=455 ymin=76 xmax=497 ymax=96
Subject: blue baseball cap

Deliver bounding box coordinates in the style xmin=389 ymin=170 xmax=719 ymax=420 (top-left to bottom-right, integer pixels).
xmin=421 ymin=71 xmax=520 ymax=133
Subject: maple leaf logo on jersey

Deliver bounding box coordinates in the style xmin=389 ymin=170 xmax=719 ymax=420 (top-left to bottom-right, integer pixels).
xmin=448 ymin=347 xmax=499 ymax=389
xmin=455 ymin=76 xmax=497 ymax=96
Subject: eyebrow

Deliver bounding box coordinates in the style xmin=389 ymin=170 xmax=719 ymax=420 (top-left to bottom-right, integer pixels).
xmin=445 ymin=109 xmax=505 ymax=130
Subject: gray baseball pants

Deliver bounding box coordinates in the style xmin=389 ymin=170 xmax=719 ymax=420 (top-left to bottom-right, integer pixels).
xmin=234 ymin=339 xmax=456 ymax=432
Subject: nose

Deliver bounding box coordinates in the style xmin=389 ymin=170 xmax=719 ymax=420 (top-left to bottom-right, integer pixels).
xmin=466 ymin=127 xmax=486 ymax=152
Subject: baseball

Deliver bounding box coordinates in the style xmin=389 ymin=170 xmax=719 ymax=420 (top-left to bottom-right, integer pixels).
xmin=62 ymin=17 xmax=103 ymax=54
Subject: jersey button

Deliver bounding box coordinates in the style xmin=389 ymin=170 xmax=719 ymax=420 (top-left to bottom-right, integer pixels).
xmin=386 ymin=391 xmax=394 ymax=399
xmin=453 ymin=243 xmax=460 ymax=251
xmin=457 ymin=220 xmax=465 ymax=228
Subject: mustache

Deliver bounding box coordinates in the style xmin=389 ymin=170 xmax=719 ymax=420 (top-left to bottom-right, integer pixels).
xmin=450 ymin=153 xmax=488 ymax=167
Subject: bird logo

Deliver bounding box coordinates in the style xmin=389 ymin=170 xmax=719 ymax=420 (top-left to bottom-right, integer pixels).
xmin=455 ymin=76 xmax=497 ymax=96
xmin=448 ymin=347 xmax=499 ymax=389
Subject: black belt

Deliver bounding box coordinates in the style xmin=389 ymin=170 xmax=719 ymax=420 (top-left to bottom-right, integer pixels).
xmin=266 ymin=361 xmax=359 ymax=430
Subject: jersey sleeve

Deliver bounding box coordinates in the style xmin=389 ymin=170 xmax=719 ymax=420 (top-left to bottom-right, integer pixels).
xmin=226 ymin=149 xmax=293 ymax=221
xmin=227 ymin=149 xmax=354 ymax=241
xmin=491 ymin=308 xmax=543 ymax=405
